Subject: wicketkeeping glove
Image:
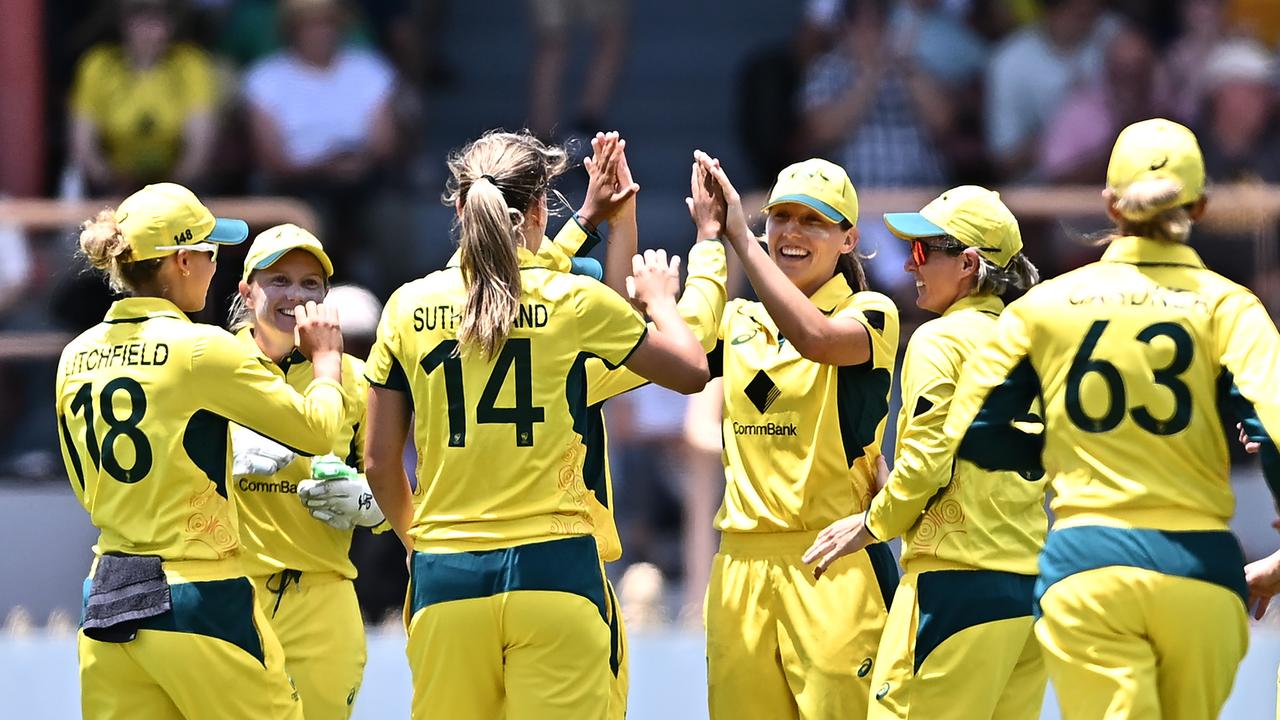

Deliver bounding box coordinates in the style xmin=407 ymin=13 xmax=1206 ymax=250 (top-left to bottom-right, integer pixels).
xmin=231 ymin=425 xmax=296 ymax=478
xmin=297 ymin=455 xmax=385 ymax=530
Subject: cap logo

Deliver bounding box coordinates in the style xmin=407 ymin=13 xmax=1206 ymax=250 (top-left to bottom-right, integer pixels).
xmin=172 ymin=228 xmax=194 ymax=244
xmin=1149 ymin=157 xmax=1168 ymax=171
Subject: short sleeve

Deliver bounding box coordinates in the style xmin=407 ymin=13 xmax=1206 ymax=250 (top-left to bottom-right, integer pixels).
xmin=364 ymin=287 xmax=410 ymax=392
xmin=844 ymin=292 xmax=900 ymax=370
xmin=572 ymin=280 xmax=647 ymax=369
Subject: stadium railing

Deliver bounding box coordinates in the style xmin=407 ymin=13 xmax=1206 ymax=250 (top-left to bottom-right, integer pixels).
xmin=3 ymin=184 xmax=1279 ymax=359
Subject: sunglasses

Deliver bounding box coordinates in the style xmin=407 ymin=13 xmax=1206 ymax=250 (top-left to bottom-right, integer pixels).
xmin=910 ymin=237 xmax=966 ymax=267
xmin=156 ymin=241 xmax=220 ymax=262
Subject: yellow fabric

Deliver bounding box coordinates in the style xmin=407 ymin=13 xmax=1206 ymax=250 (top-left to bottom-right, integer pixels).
xmin=405 ymin=591 xmax=610 ymax=720
xmin=250 ymin=573 xmax=366 ymax=720
xmin=70 ymin=44 xmax=217 ymax=184
xmin=78 ymin=585 xmax=302 ymax=720
xmin=944 ymin=236 xmax=1280 ymax=532
xmin=1035 ymin=566 xmax=1247 ymax=720
xmin=884 ymin=185 xmax=1022 ymax=267
xmin=242 ymin=224 xmax=334 ymax=281
xmin=763 ymin=158 xmax=859 ymax=224
xmin=364 ymin=247 xmax=647 ymax=553
xmin=866 ymin=294 xmax=1046 ymax=575
xmin=868 ymin=570 xmax=1045 ymax=720
xmin=717 ymin=276 xmax=899 ymax=533
xmin=56 ymin=297 xmax=346 ymax=564
xmin=231 ymin=328 xmax=367 ymax=578
xmin=705 ymin=531 xmax=890 ymax=720
xmin=1105 ymin=119 xmax=1205 ymax=212
xmin=112 ymin=183 xmax=246 ymax=261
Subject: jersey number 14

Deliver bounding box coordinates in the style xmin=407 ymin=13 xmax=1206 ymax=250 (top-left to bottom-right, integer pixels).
xmin=420 ymin=338 xmax=546 ymax=448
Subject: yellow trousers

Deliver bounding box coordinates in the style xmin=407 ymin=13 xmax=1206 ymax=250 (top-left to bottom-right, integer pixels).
xmin=869 ymin=568 xmax=1044 ymax=720
xmin=251 ymin=572 xmax=366 ymax=719
xmin=605 ymin=579 xmax=629 ymax=720
xmin=1034 ymin=526 xmax=1249 ymax=720
xmin=405 ymin=536 xmax=611 ymax=720
xmin=705 ymin=530 xmax=897 ymax=720
xmin=80 ymin=575 xmax=302 ymax=720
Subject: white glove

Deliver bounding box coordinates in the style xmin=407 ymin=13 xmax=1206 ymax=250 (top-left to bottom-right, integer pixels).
xmin=231 ymin=425 xmax=296 ymax=478
xmin=297 ymin=475 xmax=385 ymax=530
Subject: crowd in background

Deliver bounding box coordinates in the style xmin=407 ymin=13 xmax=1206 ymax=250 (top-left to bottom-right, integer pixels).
xmin=5 ymin=0 xmax=1280 ymax=624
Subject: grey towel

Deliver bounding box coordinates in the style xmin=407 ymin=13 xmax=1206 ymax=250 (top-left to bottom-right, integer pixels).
xmin=82 ymin=554 xmax=171 ymax=643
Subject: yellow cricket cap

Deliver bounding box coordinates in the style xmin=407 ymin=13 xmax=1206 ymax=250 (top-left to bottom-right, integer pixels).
xmin=1106 ymin=118 xmax=1205 ymax=213
xmin=115 ymin=183 xmax=249 ymax=262
xmin=883 ymin=185 xmax=1022 ymax=268
xmin=241 ymin=223 xmax=334 ymax=282
xmin=762 ymin=158 xmax=859 ymax=226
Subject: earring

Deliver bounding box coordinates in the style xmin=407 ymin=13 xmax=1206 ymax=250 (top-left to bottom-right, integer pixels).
xmin=182 ymin=269 xmax=190 ymax=277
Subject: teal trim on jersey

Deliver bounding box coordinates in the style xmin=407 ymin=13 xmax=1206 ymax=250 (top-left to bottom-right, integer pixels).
xmin=866 ymin=542 xmax=900 ymax=611
xmin=60 ymin=413 xmax=87 ymax=492
xmin=604 ymin=326 xmax=647 ymax=371
xmin=605 ymin=580 xmax=622 ymax=676
xmin=959 ymin=357 xmax=1044 ymax=474
xmin=564 ymin=353 xmax=607 ymax=509
xmin=1033 ymin=526 xmax=1248 ymax=618
xmin=914 ymin=569 xmax=1035 ymax=673
xmin=369 ymin=354 xmax=410 ymax=392
xmin=407 ymin=536 xmax=608 ymax=623
xmin=571 ymin=215 xmax=604 ymax=256
xmin=81 ymin=576 xmax=265 ymax=666
xmin=183 ymin=410 xmax=229 ymax=498
xmin=835 ymin=363 xmax=891 ymax=467
xmin=1218 ymin=371 xmax=1280 ymax=505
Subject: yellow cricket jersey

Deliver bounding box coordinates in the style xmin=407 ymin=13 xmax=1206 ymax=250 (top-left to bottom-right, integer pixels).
xmin=70 ymin=43 xmax=218 ymax=183
xmin=364 ymin=245 xmax=649 ymax=553
xmin=944 ymin=236 xmax=1280 ymax=532
xmin=865 ymin=294 xmax=1046 ymax=575
xmin=716 ymin=274 xmax=899 ymax=534
xmin=56 ymin=297 xmax=346 ymax=565
xmin=535 ymin=220 xmax=729 ymax=560
xmin=229 ymin=328 xmax=368 ymax=578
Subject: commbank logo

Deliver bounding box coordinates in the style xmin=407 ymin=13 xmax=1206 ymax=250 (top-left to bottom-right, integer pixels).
xmin=744 ymin=370 xmax=780 ymax=413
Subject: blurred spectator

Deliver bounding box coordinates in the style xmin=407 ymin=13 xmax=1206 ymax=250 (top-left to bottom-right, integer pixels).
xmin=890 ymin=0 xmax=989 ymax=89
xmin=68 ymin=0 xmax=219 ymax=195
xmin=1198 ymin=38 xmax=1280 ymax=183
xmin=1039 ymin=27 xmax=1170 ymax=183
xmin=244 ymin=0 xmax=399 ymax=275
xmin=802 ymin=0 xmax=956 ymax=295
xmin=216 ymin=0 xmax=375 ymax=67
xmin=1229 ymin=0 xmax=1280 ymax=47
xmin=527 ymin=0 xmax=628 ymax=142
xmin=1164 ymin=0 xmax=1228 ymax=124
xmin=985 ymin=0 xmax=1120 ymax=181
xmin=801 ymin=0 xmax=952 ymax=189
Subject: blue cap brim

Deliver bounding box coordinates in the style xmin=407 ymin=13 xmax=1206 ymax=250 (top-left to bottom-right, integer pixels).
xmin=569 ymin=257 xmax=603 ymax=281
xmin=882 ymin=213 xmax=947 ymax=240
xmin=208 ymin=218 xmax=250 ymax=245
xmin=763 ymin=195 xmax=845 ymax=224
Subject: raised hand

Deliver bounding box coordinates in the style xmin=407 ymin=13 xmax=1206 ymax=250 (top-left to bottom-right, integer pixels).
xmin=294 ymin=301 xmax=343 ymax=359
xmin=580 ymin=131 xmax=640 ymax=227
xmin=625 ymin=248 xmax=682 ymax=315
xmin=696 ymin=151 xmax=753 ymax=249
xmin=686 ymin=152 xmax=726 ymax=239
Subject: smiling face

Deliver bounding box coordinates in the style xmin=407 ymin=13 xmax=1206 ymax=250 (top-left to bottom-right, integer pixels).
xmin=764 ymin=202 xmax=857 ymax=296
xmin=904 ymin=239 xmax=978 ymax=314
xmin=241 ymin=249 xmax=328 ymax=340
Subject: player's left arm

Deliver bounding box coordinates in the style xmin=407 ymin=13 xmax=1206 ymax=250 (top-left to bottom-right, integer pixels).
xmin=1214 ymin=289 xmax=1280 ymax=508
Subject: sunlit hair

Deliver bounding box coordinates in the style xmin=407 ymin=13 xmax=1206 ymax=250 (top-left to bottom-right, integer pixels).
xmin=441 ymin=130 xmax=569 ymax=358
xmin=78 ymin=208 xmax=164 ymax=295
xmin=1103 ymin=178 xmax=1195 ymax=244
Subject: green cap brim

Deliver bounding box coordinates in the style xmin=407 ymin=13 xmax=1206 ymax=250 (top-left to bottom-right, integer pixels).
xmin=882 ymin=213 xmax=948 ymax=240
xmin=763 ymin=194 xmax=846 ymax=224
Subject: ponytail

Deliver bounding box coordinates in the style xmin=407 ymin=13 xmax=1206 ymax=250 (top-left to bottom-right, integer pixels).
xmin=1103 ymin=179 xmax=1196 ymax=245
xmin=443 ymin=130 xmax=569 ymax=358
xmin=78 ymin=207 xmax=163 ymax=294
xmin=457 ymin=178 xmax=523 ymax=358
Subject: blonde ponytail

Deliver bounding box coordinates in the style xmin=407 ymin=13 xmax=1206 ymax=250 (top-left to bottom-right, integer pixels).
xmin=443 ymin=130 xmax=569 ymax=358
xmin=78 ymin=208 xmax=163 ymax=294
xmin=1106 ymin=179 xmax=1195 ymax=244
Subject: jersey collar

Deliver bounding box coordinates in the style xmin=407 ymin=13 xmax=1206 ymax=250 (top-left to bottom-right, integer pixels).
xmin=1100 ymin=236 xmax=1206 ymax=269
xmin=103 ymin=297 xmax=189 ymax=324
xmin=943 ymin=293 xmax=1004 ymax=318
xmin=445 ymin=242 xmax=553 ymax=270
xmin=809 ymin=273 xmax=855 ymax=315
xmin=234 ymin=326 xmax=305 ymax=370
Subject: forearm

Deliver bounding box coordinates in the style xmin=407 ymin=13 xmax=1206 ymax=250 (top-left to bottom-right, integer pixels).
xmin=604 ymin=209 xmax=636 ymax=297
xmin=365 ymin=463 xmax=414 ymax=550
